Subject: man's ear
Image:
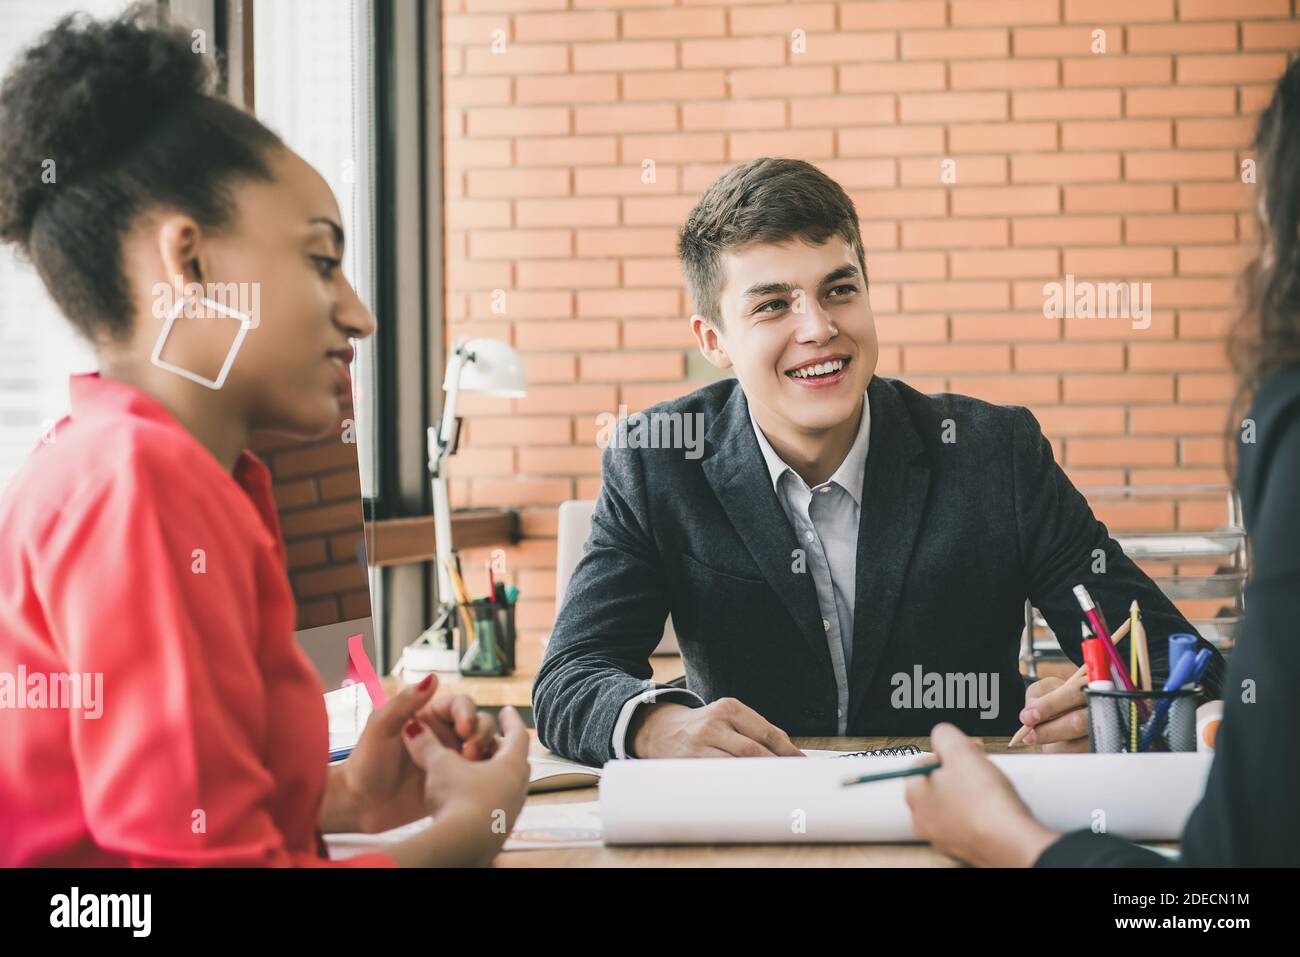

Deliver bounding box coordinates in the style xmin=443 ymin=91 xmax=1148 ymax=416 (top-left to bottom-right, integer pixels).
xmin=690 ymin=313 xmax=733 ymax=370
xmin=156 ymin=214 xmax=207 ymax=295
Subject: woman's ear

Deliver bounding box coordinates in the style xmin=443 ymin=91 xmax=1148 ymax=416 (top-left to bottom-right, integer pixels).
xmin=690 ymin=313 xmax=733 ymax=370
xmin=155 ymin=213 xmax=206 ymax=291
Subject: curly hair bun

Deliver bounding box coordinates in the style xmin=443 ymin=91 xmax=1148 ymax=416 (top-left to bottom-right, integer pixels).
xmin=0 ymin=5 xmax=214 ymax=248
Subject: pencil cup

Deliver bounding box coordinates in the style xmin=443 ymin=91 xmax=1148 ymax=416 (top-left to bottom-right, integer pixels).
xmin=455 ymin=598 xmax=516 ymax=677
xmin=1083 ymin=686 xmax=1199 ymax=754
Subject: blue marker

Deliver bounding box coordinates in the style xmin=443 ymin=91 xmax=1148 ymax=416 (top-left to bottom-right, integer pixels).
xmin=1140 ymin=645 xmax=1206 ymax=751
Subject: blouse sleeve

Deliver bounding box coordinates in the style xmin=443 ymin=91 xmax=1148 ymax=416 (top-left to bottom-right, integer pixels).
xmin=33 ymin=442 xmax=393 ymax=867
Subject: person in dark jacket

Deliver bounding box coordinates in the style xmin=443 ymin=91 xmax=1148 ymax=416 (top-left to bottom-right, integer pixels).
xmin=904 ymin=56 xmax=1300 ymax=869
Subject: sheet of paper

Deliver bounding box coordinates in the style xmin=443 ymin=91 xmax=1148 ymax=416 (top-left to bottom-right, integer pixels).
xmin=600 ymin=752 xmax=1212 ymax=844
xmin=322 ymin=801 xmax=604 ymax=860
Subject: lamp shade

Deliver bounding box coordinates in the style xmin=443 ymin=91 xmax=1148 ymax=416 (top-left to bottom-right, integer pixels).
xmin=443 ymin=338 xmax=526 ymax=397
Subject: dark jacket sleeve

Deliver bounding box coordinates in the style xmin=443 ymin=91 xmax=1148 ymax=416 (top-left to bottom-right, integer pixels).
xmin=1010 ymin=406 xmax=1226 ymax=701
xmin=532 ymin=434 xmax=693 ymax=765
xmin=1037 ymin=377 xmax=1300 ymax=867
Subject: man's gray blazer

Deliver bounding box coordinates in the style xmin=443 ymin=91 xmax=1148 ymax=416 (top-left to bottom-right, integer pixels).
xmin=533 ymin=375 xmax=1225 ymax=766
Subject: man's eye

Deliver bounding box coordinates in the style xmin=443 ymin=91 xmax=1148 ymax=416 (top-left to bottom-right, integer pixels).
xmin=756 ymin=299 xmax=786 ymax=315
xmin=312 ymin=256 xmax=341 ymax=279
xmin=828 ymin=284 xmax=857 ymax=298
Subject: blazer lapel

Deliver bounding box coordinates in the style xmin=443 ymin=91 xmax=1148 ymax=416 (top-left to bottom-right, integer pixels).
xmin=847 ymin=377 xmax=931 ymax=724
xmin=701 ymin=385 xmax=835 ymax=687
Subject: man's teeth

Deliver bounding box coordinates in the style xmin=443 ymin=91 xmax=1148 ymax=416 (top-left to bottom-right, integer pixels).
xmin=789 ymin=359 xmax=845 ymax=379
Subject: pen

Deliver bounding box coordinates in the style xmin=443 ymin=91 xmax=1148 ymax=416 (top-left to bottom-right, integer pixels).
xmin=1072 ymin=585 xmax=1137 ymax=692
xmin=841 ymin=761 xmax=940 ymax=787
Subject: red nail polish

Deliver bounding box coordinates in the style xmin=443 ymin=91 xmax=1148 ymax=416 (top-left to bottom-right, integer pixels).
xmin=417 ymin=675 xmax=433 ymax=691
xmin=404 ymin=720 xmax=421 ymax=739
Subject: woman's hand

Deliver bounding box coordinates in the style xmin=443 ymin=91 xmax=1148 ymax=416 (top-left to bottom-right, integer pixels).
xmin=904 ymin=723 xmax=1061 ymax=867
xmin=394 ymin=704 xmax=532 ymax=866
xmin=329 ymin=675 xmax=501 ymax=835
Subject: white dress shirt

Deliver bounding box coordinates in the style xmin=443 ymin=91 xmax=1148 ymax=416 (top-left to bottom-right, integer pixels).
xmin=611 ymin=393 xmax=872 ymax=756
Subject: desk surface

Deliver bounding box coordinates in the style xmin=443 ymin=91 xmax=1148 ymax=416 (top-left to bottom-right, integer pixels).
xmin=500 ymin=735 xmax=1002 ymax=868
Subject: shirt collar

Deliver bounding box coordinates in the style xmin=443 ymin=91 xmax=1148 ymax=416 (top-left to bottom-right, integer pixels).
xmin=747 ymin=391 xmax=871 ymax=504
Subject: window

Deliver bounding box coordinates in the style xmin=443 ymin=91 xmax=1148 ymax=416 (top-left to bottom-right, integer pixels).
xmin=253 ymin=0 xmax=379 ymax=502
xmin=0 ymin=0 xmax=129 ymax=491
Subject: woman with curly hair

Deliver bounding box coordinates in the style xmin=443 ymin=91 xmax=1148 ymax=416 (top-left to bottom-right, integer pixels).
xmin=0 ymin=6 xmax=528 ymax=867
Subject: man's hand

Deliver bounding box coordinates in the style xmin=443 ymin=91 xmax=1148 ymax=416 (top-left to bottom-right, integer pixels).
xmin=628 ymin=697 xmax=805 ymax=758
xmin=904 ymin=723 xmax=1059 ymax=867
xmin=1018 ymin=672 xmax=1091 ymax=752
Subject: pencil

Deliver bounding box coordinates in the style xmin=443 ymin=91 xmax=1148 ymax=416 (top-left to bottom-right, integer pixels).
xmin=1008 ymin=619 xmax=1131 ymax=749
xmin=1129 ymin=600 xmax=1140 ymax=752
xmin=841 ymin=762 xmax=940 ymax=787
xmin=1133 ymin=600 xmax=1152 ymax=692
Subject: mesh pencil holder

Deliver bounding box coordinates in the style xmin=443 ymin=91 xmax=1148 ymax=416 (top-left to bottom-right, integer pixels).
xmin=454 ymin=598 xmax=516 ymax=677
xmin=1083 ymin=686 xmax=1200 ymax=753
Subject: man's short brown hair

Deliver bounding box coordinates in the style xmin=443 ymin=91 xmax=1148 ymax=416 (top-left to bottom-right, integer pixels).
xmin=676 ymin=157 xmax=868 ymax=328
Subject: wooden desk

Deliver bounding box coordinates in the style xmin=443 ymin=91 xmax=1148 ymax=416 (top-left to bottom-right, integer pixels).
xmin=402 ymin=640 xmax=1079 ymax=708
xmin=496 ymin=735 xmax=1008 ymax=868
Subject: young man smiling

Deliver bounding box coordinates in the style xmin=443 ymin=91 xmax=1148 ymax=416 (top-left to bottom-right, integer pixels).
xmin=532 ymin=158 xmax=1224 ymax=764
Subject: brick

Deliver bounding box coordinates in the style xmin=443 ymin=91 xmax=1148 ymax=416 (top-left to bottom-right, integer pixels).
xmin=902 ymin=281 xmax=1011 ymax=311
xmin=951 ymin=249 xmax=1060 ymax=278
xmin=1016 ymin=343 xmax=1125 ymax=371
xmin=841 ymin=61 xmax=946 ymax=92
xmin=900 ymin=92 xmax=1008 ymax=123
xmin=1126 ymin=213 xmax=1235 ymax=244
xmin=903 ymin=218 xmax=1010 ymax=248
xmin=952 ymin=0 xmax=1059 ymax=25
xmin=950 ymin=313 xmax=1061 ymax=341
xmin=1124 ymin=150 xmax=1236 ymax=182
xmin=901 ymin=155 xmax=1006 ymax=186
xmin=1061 ymin=55 xmax=1171 ymax=86
xmin=726 ymin=3 xmax=835 ymax=35
xmin=1176 ymin=53 xmax=1289 ymax=84
xmin=902 ymin=29 xmax=1009 ymax=60
xmin=1013 ymin=216 xmax=1121 ymax=246
xmin=518 ymin=446 xmax=603 ymax=475
xmin=949 ymin=375 xmax=1060 ymax=404
xmin=1127 ymin=23 xmax=1238 ymax=54
xmin=513 ymin=10 xmax=619 ymax=42
xmin=1067 ymin=437 xmax=1177 ymax=467
xmin=622 ymin=7 xmax=725 ymax=38
xmin=1013 ymin=89 xmax=1121 ymax=119
xmin=950 ymin=58 xmax=1059 ymax=90
xmin=623 ymin=69 xmax=728 ymax=100
xmin=1126 ymin=87 xmax=1236 ymax=118
xmin=1064 ymin=184 xmax=1172 ymax=213
xmin=949 ymin=122 xmax=1058 ymax=152
xmin=1012 ymin=152 xmax=1120 ymax=183
xmin=1062 ymin=119 xmax=1171 ymax=150
xmin=952 ymin=186 xmax=1059 ymax=216
xmin=1128 ymin=341 xmax=1228 ymax=371
xmin=841 ymin=1 xmax=946 ymax=29
xmin=840 ymin=125 xmax=946 ymax=156
xmin=574 ymin=40 xmax=676 ymax=72
xmin=903 ymin=344 xmax=1011 ymax=373
xmin=1064 ymin=0 xmax=1174 ymax=21
xmin=1063 ymin=374 xmax=1174 ymax=403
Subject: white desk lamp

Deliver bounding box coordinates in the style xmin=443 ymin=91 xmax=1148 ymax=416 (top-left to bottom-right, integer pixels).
xmin=417 ymin=337 xmax=525 ymax=672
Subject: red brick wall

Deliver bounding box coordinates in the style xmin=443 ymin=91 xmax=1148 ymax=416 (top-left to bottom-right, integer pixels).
xmin=438 ymin=0 xmax=1298 ymax=643
xmin=251 ymin=397 xmax=371 ymax=630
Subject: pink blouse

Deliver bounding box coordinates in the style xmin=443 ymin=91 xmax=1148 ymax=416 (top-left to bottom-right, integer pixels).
xmin=0 ymin=373 xmax=392 ymax=866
